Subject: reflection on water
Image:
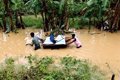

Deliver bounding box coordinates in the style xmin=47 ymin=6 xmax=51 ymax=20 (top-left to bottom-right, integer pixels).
xmin=0 ymin=28 xmax=120 ymax=79
xmin=2 ymin=33 xmax=8 ymax=41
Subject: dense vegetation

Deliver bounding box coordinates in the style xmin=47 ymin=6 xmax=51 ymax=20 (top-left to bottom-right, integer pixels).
xmin=0 ymin=0 xmax=119 ymax=32
xmin=0 ymin=55 xmax=105 ymax=80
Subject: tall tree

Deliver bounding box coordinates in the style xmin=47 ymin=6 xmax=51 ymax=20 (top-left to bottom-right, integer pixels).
xmin=3 ymin=0 xmax=14 ymax=31
xmin=10 ymin=0 xmax=25 ymax=29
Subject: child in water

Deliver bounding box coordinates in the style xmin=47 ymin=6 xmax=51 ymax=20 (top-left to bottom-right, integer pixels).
xmin=67 ymin=33 xmax=82 ymax=48
xmin=30 ymin=32 xmax=44 ymax=50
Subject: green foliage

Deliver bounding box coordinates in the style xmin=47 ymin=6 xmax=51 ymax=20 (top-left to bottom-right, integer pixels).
xmin=0 ymin=0 xmax=4 ymax=17
xmin=61 ymin=57 xmax=91 ymax=80
xmin=0 ymin=55 xmax=106 ymax=80
xmin=0 ymin=58 xmax=15 ymax=80
xmin=85 ymin=0 xmax=112 ymax=21
xmin=0 ymin=0 xmax=119 ymax=32
xmin=69 ymin=18 xmax=88 ymax=29
xmin=10 ymin=0 xmax=25 ymax=11
xmin=69 ymin=18 xmax=80 ymax=29
xmin=23 ymin=15 xmax=43 ymax=28
xmin=25 ymin=0 xmax=41 ymax=15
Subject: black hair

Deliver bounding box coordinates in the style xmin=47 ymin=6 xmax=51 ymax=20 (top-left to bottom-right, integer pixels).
xmin=72 ymin=33 xmax=75 ymax=38
xmin=30 ymin=32 xmax=34 ymax=37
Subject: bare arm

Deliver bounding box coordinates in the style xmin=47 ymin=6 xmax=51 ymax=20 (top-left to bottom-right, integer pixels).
xmin=37 ymin=37 xmax=44 ymax=43
xmin=67 ymin=38 xmax=76 ymax=45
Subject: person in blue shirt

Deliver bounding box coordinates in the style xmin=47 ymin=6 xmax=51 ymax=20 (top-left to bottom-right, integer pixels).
xmin=50 ymin=33 xmax=56 ymax=44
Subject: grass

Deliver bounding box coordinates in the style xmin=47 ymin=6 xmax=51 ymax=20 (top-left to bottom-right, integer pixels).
xmin=20 ymin=15 xmax=91 ymax=30
xmin=23 ymin=15 xmax=43 ymax=29
xmin=0 ymin=55 xmax=106 ymax=80
xmin=22 ymin=15 xmax=89 ymax=30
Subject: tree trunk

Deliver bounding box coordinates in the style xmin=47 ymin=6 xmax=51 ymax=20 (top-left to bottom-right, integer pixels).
xmin=3 ymin=0 xmax=9 ymax=11
xmin=4 ymin=0 xmax=14 ymax=31
xmin=44 ymin=14 xmax=49 ymax=32
xmin=88 ymin=17 xmax=91 ymax=33
xmin=111 ymin=0 xmax=120 ymax=31
xmin=41 ymin=0 xmax=50 ymax=32
xmin=15 ymin=11 xmax=20 ymax=28
xmin=41 ymin=12 xmax=45 ymax=24
xmin=0 ymin=22 xmax=3 ymax=29
xmin=65 ymin=18 xmax=69 ymax=31
xmin=9 ymin=12 xmax=14 ymax=31
xmin=20 ymin=15 xmax=25 ymax=29
xmin=2 ymin=16 xmax=7 ymax=32
xmin=3 ymin=0 xmax=8 ymax=32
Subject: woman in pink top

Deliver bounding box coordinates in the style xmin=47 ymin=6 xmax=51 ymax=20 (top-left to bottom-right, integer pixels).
xmin=66 ymin=34 xmax=82 ymax=48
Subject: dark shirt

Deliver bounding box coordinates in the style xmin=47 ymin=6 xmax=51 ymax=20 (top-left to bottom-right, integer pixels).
xmin=50 ymin=34 xmax=56 ymax=43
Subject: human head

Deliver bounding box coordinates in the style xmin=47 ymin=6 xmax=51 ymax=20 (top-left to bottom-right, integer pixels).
xmin=72 ymin=33 xmax=75 ymax=38
xmin=30 ymin=32 xmax=34 ymax=37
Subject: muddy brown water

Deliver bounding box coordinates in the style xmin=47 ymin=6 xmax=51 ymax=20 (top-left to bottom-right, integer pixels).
xmin=0 ymin=28 xmax=120 ymax=79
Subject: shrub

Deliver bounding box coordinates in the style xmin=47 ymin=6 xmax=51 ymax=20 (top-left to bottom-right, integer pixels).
xmin=0 ymin=55 xmax=106 ymax=80
xmin=69 ymin=18 xmax=87 ymax=29
xmin=23 ymin=15 xmax=43 ymax=29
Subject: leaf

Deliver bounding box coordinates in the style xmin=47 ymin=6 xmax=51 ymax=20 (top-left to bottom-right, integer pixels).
xmin=87 ymin=0 xmax=94 ymax=6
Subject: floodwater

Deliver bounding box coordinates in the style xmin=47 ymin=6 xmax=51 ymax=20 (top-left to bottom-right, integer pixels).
xmin=0 ymin=28 xmax=120 ymax=80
